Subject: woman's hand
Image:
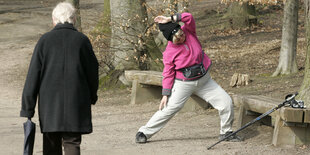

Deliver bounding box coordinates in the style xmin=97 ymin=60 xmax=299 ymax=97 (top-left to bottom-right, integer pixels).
xmin=159 ymin=95 xmax=168 ymax=110
xmin=154 ymin=16 xmax=171 ymax=24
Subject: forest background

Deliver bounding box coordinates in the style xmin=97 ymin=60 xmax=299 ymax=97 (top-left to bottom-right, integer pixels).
xmin=1 ymin=0 xmax=310 ymax=154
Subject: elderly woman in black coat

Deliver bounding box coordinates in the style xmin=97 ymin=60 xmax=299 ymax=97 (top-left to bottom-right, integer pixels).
xmin=20 ymin=2 xmax=98 ymax=154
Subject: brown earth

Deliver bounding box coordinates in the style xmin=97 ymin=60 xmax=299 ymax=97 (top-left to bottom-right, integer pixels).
xmin=0 ymin=0 xmax=310 ymax=154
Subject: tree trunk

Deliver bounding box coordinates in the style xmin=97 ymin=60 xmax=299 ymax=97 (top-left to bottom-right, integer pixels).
xmin=299 ymin=0 xmax=310 ymax=107
xmin=225 ymin=2 xmax=257 ymax=29
xmin=91 ymin=0 xmax=112 ymax=71
xmin=109 ymin=0 xmax=163 ymax=84
xmin=138 ymin=0 xmax=163 ymax=71
xmin=103 ymin=0 xmax=111 ymax=35
xmin=110 ymin=0 xmax=138 ymax=70
xmin=66 ymin=0 xmax=82 ymax=32
xmin=272 ymin=0 xmax=299 ymax=77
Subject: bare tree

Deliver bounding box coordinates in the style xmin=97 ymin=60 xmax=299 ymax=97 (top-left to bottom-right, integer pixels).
xmin=110 ymin=0 xmax=143 ymax=70
xmin=109 ymin=0 xmax=163 ymax=84
xmin=299 ymin=0 xmax=310 ymax=107
xmin=272 ymin=0 xmax=299 ymax=76
xmin=89 ymin=0 xmax=113 ymax=72
xmin=225 ymin=1 xmax=257 ymax=29
xmin=222 ymin=0 xmax=299 ymax=77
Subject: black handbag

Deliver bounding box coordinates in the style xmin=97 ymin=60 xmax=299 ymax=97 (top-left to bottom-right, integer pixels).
xmin=180 ymin=50 xmax=207 ymax=79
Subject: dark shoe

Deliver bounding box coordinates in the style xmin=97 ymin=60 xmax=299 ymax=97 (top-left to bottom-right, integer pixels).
xmin=136 ymin=132 xmax=147 ymax=143
xmin=219 ymin=131 xmax=243 ymax=142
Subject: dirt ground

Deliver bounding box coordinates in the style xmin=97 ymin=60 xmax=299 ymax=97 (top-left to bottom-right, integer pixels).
xmin=1 ymin=0 xmax=310 ymax=154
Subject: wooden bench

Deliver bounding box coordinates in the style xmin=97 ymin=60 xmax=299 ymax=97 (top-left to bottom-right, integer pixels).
xmin=232 ymin=94 xmax=310 ymax=146
xmin=124 ymin=70 xmax=210 ymax=112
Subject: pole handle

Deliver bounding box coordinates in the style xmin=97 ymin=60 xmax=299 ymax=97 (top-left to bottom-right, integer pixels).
xmin=285 ymin=92 xmax=298 ymax=102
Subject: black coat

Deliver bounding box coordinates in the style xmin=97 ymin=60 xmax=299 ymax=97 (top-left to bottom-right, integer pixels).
xmin=20 ymin=23 xmax=98 ymax=134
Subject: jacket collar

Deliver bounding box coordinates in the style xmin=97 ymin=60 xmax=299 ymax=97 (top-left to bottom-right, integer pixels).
xmin=53 ymin=22 xmax=77 ymax=31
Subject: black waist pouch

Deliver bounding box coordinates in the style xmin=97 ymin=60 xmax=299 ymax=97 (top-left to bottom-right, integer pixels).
xmin=181 ymin=63 xmax=206 ymax=79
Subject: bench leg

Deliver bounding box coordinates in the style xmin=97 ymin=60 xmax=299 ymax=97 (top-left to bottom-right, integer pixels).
xmin=237 ymin=105 xmax=251 ymax=128
xmin=181 ymin=95 xmax=210 ymax=112
xmin=237 ymin=105 xmax=271 ymax=129
xmin=130 ymin=80 xmax=162 ymax=104
xmin=272 ymin=115 xmax=310 ymax=146
xmin=130 ymin=80 xmax=138 ymax=105
xmin=130 ymin=80 xmax=210 ymax=112
xmin=237 ymin=105 xmax=260 ymax=128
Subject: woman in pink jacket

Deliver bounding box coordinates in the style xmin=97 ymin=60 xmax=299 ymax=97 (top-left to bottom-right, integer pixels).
xmin=136 ymin=12 xmax=242 ymax=143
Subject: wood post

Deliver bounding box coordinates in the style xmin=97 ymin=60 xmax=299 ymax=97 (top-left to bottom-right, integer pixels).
xmin=130 ymin=80 xmax=162 ymax=105
xmin=233 ymin=94 xmax=310 ymax=146
xmin=272 ymin=115 xmax=310 ymax=146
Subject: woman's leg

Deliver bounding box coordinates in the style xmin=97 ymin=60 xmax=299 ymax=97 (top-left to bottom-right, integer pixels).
xmin=138 ymin=80 xmax=196 ymax=139
xmin=194 ymin=73 xmax=234 ymax=134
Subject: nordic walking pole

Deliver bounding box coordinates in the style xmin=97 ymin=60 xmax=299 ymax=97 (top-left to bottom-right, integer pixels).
xmin=207 ymin=92 xmax=298 ymax=150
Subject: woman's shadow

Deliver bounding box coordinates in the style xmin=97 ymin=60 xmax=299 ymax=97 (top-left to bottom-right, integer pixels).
xmin=146 ymin=127 xmax=260 ymax=144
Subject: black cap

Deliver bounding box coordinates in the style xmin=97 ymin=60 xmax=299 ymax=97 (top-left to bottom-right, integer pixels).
xmin=159 ymin=22 xmax=181 ymax=41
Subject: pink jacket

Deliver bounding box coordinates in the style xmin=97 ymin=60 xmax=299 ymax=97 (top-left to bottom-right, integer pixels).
xmin=162 ymin=12 xmax=212 ymax=96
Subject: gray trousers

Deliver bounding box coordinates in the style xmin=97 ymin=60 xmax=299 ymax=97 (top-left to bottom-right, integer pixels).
xmin=138 ymin=72 xmax=234 ymax=139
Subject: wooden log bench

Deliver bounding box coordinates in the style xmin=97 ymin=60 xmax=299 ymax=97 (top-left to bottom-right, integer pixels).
xmin=124 ymin=70 xmax=210 ymax=112
xmin=232 ymin=94 xmax=310 ymax=146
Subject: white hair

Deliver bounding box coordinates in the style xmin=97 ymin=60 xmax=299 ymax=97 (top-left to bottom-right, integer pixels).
xmin=52 ymin=2 xmax=76 ymax=24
